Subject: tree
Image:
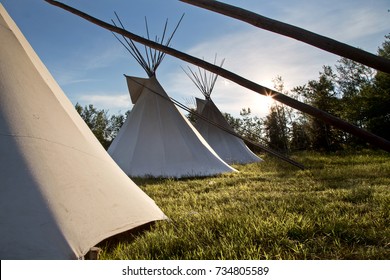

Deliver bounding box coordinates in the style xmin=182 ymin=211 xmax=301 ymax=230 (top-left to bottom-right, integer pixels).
xmin=262 ymin=77 xmax=291 ymax=151
xmin=331 ymin=58 xmax=375 ymax=147
xmin=222 ymin=109 xmax=265 ymax=153
xmin=75 ymin=103 xmax=127 ymax=149
xmin=293 ymin=66 xmax=343 ymax=151
xmin=263 ymin=106 xmax=289 ymax=151
xmin=223 ymin=112 xmax=242 ymax=133
xmin=335 ymin=57 xmax=374 ymax=128
xmin=358 ymin=35 xmax=390 ymax=141
xmin=238 ymin=108 xmax=263 ymax=141
xmin=290 ymin=120 xmax=311 ymax=151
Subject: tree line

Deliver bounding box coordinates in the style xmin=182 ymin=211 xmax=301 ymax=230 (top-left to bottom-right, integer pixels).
xmin=225 ymin=35 xmax=390 ymax=153
xmin=76 ymin=35 xmax=389 ymax=153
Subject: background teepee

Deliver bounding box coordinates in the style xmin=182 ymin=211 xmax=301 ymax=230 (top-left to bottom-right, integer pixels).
xmin=108 ymin=15 xmax=236 ymax=178
xmin=183 ymin=58 xmax=263 ymax=164
xmin=0 ymin=4 xmax=166 ymax=260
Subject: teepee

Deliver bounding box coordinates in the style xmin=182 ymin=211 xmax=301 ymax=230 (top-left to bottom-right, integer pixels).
xmin=108 ymin=16 xmax=236 ymax=178
xmin=184 ymin=61 xmax=262 ymax=164
xmin=0 ymin=4 xmax=166 ymax=260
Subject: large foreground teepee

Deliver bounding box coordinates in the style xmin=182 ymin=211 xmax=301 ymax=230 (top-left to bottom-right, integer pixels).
xmin=0 ymin=4 xmax=166 ymax=260
xmin=108 ymin=17 xmax=236 ymax=178
xmin=184 ymin=63 xmax=262 ymax=164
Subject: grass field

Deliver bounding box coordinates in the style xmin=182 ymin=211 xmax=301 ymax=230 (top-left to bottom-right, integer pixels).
xmin=100 ymin=151 xmax=390 ymax=260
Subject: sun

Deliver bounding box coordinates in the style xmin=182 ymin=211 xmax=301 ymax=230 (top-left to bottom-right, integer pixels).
xmin=252 ymin=93 xmax=275 ymax=117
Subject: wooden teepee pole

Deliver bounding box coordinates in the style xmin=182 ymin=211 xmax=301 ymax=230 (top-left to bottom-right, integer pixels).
xmin=180 ymin=0 xmax=390 ymax=74
xmin=44 ymin=0 xmax=390 ymax=153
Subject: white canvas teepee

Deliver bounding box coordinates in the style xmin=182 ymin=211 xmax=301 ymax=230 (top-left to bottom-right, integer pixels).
xmin=184 ymin=63 xmax=262 ymax=164
xmin=108 ymin=17 xmax=236 ymax=178
xmin=0 ymin=4 xmax=166 ymax=260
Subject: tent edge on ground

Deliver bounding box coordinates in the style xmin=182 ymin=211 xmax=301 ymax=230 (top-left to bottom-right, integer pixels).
xmin=0 ymin=4 xmax=166 ymax=260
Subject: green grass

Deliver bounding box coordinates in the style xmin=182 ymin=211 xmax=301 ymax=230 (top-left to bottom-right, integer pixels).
xmin=100 ymin=150 xmax=390 ymax=260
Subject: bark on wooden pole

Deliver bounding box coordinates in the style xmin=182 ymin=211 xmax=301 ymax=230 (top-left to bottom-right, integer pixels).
xmin=44 ymin=0 xmax=390 ymax=153
xmin=180 ymin=0 xmax=390 ymax=74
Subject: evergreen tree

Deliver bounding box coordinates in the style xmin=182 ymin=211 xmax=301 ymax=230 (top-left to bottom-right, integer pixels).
xmin=293 ymin=66 xmax=343 ymax=151
xmin=358 ymin=34 xmax=390 ymax=141
xmin=263 ymin=106 xmax=289 ymax=151
xmin=333 ymin=58 xmax=375 ymax=146
xmin=290 ymin=117 xmax=311 ymax=151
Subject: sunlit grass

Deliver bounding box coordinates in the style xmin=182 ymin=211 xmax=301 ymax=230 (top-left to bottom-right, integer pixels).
xmin=100 ymin=150 xmax=390 ymax=260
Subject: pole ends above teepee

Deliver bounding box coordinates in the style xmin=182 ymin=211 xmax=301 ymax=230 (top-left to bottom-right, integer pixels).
xmin=112 ymin=12 xmax=185 ymax=77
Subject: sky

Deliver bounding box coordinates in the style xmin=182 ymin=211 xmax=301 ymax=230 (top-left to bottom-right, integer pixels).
xmin=2 ymin=0 xmax=389 ymax=117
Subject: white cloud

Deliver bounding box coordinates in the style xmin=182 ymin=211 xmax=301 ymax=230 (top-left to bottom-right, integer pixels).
xmin=77 ymin=93 xmax=132 ymax=114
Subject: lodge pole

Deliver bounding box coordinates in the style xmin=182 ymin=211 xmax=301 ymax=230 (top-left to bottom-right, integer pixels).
xmin=180 ymin=0 xmax=390 ymax=74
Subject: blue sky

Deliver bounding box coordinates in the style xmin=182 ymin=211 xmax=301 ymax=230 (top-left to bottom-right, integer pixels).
xmin=2 ymin=0 xmax=389 ymax=117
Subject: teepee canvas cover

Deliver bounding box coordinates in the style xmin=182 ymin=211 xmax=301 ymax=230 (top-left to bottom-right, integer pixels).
xmin=108 ymin=75 xmax=236 ymax=177
xmin=184 ymin=63 xmax=262 ymax=164
xmin=195 ymin=98 xmax=262 ymax=164
xmin=0 ymin=4 xmax=166 ymax=260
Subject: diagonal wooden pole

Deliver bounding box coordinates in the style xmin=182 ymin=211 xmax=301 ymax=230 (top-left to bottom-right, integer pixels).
xmin=44 ymin=0 xmax=390 ymax=153
xmin=180 ymin=0 xmax=390 ymax=74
